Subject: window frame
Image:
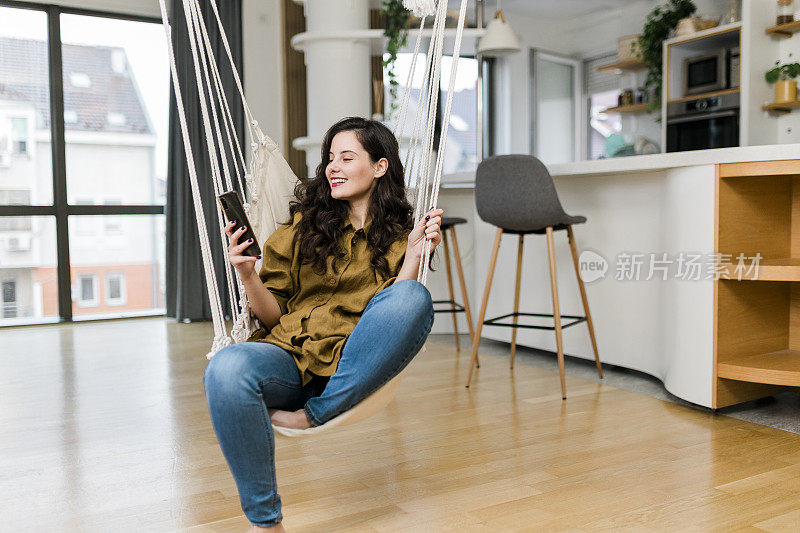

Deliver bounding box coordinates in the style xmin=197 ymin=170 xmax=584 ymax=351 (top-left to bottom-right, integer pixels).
xmin=0 ymin=0 xmax=166 ymax=324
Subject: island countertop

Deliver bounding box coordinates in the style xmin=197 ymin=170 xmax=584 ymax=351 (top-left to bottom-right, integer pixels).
xmin=440 ymin=144 xmax=800 ymax=187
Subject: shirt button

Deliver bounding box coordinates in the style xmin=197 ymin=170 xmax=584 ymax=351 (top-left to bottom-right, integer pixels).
xmin=328 ymin=277 xmax=336 ymax=285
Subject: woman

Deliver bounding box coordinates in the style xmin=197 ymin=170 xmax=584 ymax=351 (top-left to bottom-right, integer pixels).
xmin=203 ymin=116 xmax=444 ymax=532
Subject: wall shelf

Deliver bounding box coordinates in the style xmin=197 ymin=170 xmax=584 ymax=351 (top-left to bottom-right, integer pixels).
xmin=762 ymin=100 xmax=800 ymax=115
xmin=717 ymin=350 xmax=800 ymax=386
xmin=765 ymin=20 xmax=800 ymax=38
xmin=596 ymin=58 xmax=646 ymax=74
xmin=601 ymin=103 xmax=648 ymax=114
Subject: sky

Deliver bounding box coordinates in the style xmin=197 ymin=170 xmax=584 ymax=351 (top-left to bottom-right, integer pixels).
xmin=1 ymin=6 xmax=170 ymax=180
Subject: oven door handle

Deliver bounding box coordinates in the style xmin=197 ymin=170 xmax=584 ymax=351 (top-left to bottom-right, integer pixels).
xmin=667 ymin=110 xmax=738 ymax=124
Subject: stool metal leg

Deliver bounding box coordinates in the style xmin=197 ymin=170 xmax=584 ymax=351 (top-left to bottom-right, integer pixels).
xmin=545 ymin=226 xmax=567 ymax=400
xmin=466 ymin=227 xmax=503 ymax=388
xmin=509 ymin=234 xmax=524 ymax=370
xmin=441 ymin=229 xmax=460 ymax=351
xmin=567 ymin=225 xmax=603 ymax=379
xmin=449 ymin=227 xmax=475 ymax=346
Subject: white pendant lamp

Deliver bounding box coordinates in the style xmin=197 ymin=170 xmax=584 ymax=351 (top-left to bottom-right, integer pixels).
xmin=477 ymin=4 xmax=520 ymax=57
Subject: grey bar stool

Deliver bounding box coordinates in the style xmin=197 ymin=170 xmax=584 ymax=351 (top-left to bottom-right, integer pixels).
xmin=465 ymin=155 xmax=603 ymax=399
xmin=435 ymin=217 xmax=475 ymax=351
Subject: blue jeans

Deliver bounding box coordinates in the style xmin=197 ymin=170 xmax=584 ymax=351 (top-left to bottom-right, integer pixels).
xmin=202 ymin=280 xmax=434 ymax=527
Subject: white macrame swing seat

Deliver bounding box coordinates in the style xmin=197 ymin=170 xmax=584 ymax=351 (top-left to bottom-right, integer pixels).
xmin=160 ymin=0 xmax=467 ymax=437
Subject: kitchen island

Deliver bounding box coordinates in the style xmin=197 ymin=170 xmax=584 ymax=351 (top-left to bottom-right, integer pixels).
xmin=431 ymin=145 xmax=800 ymax=408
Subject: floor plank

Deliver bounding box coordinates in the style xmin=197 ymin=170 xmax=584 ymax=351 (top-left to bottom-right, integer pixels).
xmin=1 ymin=317 xmax=799 ymax=532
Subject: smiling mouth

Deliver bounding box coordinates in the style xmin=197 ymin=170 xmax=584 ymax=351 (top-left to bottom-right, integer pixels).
xmin=330 ymin=178 xmax=347 ymax=187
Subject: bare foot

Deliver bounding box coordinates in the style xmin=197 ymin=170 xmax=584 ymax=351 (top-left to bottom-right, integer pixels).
xmin=247 ymin=523 xmax=285 ymax=532
xmin=269 ymin=408 xmax=312 ymax=430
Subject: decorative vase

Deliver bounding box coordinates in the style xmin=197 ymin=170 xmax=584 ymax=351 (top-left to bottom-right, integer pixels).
xmin=775 ymin=80 xmax=798 ymax=103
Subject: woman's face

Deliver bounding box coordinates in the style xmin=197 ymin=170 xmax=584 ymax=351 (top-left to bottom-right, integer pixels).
xmin=326 ymin=130 xmax=387 ymax=205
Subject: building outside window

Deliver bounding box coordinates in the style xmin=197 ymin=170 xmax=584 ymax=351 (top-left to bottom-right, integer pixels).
xmin=10 ymin=117 xmax=28 ymax=155
xmin=0 ymin=4 xmax=168 ymax=325
xmin=105 ymin=272 xmax=125 ymax=306
xmin=1 ymin=280 xmax=17 ymax=318
xmin=77 ymin=273 xmax=97 ymax=307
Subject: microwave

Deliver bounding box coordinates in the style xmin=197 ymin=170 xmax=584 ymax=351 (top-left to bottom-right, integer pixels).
xmin=683 ymin=49 xmax=728 ymax=95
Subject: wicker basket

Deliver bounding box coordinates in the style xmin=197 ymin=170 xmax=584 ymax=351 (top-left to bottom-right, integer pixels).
xmin=617 ymin=34 xmax=641 ymax=61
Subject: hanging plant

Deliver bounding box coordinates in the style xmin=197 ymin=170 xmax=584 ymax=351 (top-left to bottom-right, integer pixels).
xmin=637 ymin=0 xmax=696 ymax=112
xmin=382 ymin=0 xmax=411 ymax=121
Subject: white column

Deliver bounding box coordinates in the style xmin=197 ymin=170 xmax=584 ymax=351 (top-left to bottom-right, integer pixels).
xmin=298 ymin=0 xmax=372 ymax=174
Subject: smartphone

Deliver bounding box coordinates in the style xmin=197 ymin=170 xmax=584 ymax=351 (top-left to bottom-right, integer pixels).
xmin=217 ymin=190 xmax=262 ymax=257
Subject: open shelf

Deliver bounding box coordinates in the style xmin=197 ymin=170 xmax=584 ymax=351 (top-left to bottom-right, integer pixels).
xmin=718 ymin=350 xmax=800 ymax=386
xmin=718 ymin=258 xmax=800 ymax=281
xmin=601 ymin=103 xmax=648 ymax=114
xmin=714 ymin=160 xmax=800 ymax=408
xmin=765 ymin=20 xmax=800 ymax=38
xmin=667 ymin=88 xmax=740 ymax=104
xmin=762 ymin=100 xmax=800 ymax=115
xmin=596 ymin=58 xmax=646 ymax=73
xmin=665 ymin=22 xmax=742 ymax=47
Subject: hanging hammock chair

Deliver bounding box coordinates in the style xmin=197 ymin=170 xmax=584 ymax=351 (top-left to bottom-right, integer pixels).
xmin=159 ymin=0 xmax=470 ymax=437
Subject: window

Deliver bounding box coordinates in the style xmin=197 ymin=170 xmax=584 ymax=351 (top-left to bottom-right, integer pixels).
xmin=103 ymin=199 xmax=122 ymax=233
xmin=531 ymin=50 xmax=581 ymax=165
xmin=77 ymin=274 xmax=97 ymax=307
xmin=0 ymin=191 xmax=32 ymax=230
xmin=105 ymin=272 xmax=125 ymax=305
xmin=385 ymin=52 xmax=492 ymax=182
xmin=73 ymin=198 xmax=94 ymax=235
xmin=69 ymin=72 xmax=91 ymax=88
xmin=2 ymin=280 xmax=17 ymax=318
xmin=584 ymin=54 xmax=622 ymax=160
xmin=10 ymin=117 xmax=28 ymax=155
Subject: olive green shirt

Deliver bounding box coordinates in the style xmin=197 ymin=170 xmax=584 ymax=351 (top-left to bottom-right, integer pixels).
xmin=247 ymin=214 xmax=410 ymax=386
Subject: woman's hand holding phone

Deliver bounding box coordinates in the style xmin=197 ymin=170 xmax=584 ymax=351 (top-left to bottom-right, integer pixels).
xmin=225 ymin=220 xmax=261 ymax=280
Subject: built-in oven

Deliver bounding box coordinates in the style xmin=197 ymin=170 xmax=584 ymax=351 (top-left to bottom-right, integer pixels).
xmin=666 ymin=92 xmax=739 ymax=153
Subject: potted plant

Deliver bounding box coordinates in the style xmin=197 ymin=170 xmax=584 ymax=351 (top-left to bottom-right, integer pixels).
xmin=765 ymin=60 xmax=800 ymax=103
xmin=637 ymin=0 xmax=697 ymax=112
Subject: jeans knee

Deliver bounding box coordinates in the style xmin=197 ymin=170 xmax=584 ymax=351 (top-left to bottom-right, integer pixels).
xmin=203 ymin=344 xmax=249 ymax=394
xmin=391 ymin=280 xmax=433 ymax=321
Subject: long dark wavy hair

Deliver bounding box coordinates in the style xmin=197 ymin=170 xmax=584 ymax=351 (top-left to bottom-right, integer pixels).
xmin=287 ymin=117 xmax=414 ymax=279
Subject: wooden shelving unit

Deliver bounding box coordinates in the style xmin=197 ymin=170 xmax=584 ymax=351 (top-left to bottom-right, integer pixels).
xmin=601 ymin=103 xmax=648 ymax=114
xmin=762 ymin=100 xmax=800 ymax=115
xmin=596 ymin=58 xmax=646 ymax=74
xmin=714 ymin=159 xmax=800 ymax=408
xmin=718 ymin=258 xmax=800 ymax=281
xmin=718 ymin=350 xmax=800 ymax=386
xmin=765 ymin=20 xmax=800 ymax=38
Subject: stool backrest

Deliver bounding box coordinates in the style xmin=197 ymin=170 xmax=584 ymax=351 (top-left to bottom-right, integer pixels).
xmin=475 ymin=154 xmax=568 ymax=232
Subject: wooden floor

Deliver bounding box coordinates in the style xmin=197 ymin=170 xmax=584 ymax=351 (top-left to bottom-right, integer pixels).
xmin=2 ymin=317 xmax=800 ymax=532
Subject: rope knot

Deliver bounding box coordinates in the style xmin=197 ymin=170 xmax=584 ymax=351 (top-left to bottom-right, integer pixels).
xmin=206 ymin=335 xmax=232 ymax=360
xmin=403 ymin=0 xmax=436 ymax=17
